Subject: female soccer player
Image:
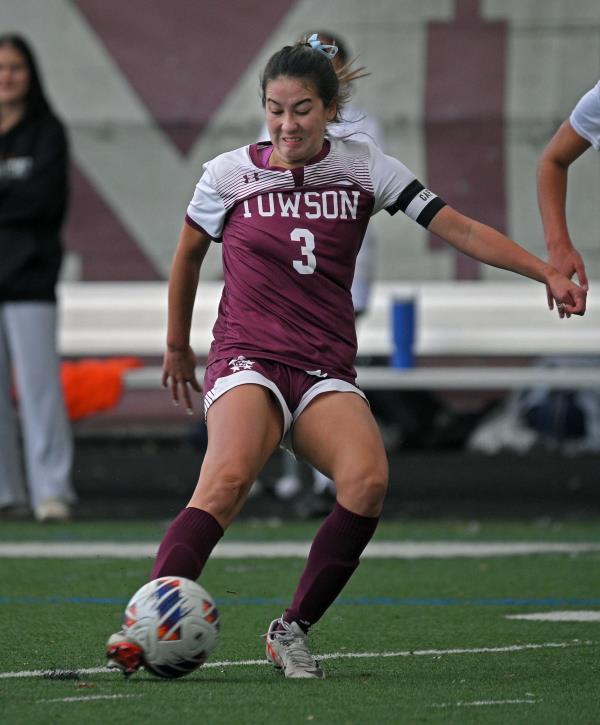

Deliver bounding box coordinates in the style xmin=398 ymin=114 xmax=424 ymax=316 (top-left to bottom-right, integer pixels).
xmin=256 ymin=30 xmax=385 ymax=511
xmin=108 ymin=34 xmax=586 ymax=679
xmin=537 ymin=80 xmax=598 ymax=316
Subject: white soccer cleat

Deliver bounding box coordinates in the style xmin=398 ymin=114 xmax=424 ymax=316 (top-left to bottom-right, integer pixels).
xmin=106 ymin=630 xmax=144 ymax=677
xmin=265 ymin=618 xmax=325 ymax=679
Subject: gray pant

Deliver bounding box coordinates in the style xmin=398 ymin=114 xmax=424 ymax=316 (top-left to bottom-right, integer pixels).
xmin=0 ymin=302 xmax=74 ymax=510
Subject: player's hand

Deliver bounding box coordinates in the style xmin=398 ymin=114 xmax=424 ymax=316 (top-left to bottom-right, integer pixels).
xmin=545 ymin=267 xmax=587 ymax=318
xmin=162 ymin=346 xmax=202 ymax=414
xmin=545 ymin=244 xmax=589 ymax=315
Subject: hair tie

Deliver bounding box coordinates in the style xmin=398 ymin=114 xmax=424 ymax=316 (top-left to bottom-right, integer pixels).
xmin=307 ymin=33 xmax=338 ymax=60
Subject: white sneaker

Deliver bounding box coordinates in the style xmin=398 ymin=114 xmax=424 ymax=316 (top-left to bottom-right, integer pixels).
xmin=106 ymin=630 xmax=144 ymax=677
xmin=34 ymin=498 xmax=71 ymax=522
xmin=265 ymin=618 xmax=324 ymax=679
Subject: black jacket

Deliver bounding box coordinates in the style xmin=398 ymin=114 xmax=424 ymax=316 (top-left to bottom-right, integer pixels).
xmin=0 ymin=111 xmax=68 ymax=302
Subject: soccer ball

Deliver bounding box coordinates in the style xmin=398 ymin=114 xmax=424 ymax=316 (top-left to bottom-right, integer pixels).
xmin=122 ymin=576 xmax=220 ymax=678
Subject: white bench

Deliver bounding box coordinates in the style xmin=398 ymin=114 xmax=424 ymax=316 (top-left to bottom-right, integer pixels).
xmin=57 ymin=281 xmax=600 ymax=391
xmin=360 ymin=282 xmax=600 ymax=358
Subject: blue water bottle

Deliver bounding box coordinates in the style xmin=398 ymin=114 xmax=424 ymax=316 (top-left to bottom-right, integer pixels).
xmin=391 ymin=297 xmax=416 ymax=368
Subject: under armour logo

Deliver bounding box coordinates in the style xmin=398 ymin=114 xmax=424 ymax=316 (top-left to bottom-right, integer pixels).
xmin=243 ymin=172 xmax=260 ymax=183
xmin=306 ymin=369 xmax=328 ymax=378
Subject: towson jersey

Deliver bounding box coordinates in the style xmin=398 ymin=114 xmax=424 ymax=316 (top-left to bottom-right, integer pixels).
xmin=185 ymin=137 xmax=445 ymax=381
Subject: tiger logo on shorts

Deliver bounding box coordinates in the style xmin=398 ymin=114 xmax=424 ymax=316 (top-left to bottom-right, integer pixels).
xmin=228 ymin=355 xmax=256 ymax=372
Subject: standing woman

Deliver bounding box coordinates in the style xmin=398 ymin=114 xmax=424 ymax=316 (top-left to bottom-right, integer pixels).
xmin=0 ymin=34 xmax=74 ymax=522
xmin=107 ymin=35 xmax=586 ymax=679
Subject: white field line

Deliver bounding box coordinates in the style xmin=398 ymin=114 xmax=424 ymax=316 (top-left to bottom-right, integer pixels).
xmin=1 ymin=541 xmax=600 ymax=559
xmin=431 ymin=698 xmax=536 ymax=708
xmin=37 ymin=694 xmax=141 ymax=704
xmin=0 ymin=640 xmax=592 ymax=680
xmin=507 ymin=611 xmax=600 ymax=622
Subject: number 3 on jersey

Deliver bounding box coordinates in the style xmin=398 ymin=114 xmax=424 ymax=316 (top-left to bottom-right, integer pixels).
xmin=291 ymin=227 xmax=316 ymax=275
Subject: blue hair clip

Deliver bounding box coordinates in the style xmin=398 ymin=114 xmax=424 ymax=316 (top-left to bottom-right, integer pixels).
xmin=307 ymin=33 xmax=338 ymax=60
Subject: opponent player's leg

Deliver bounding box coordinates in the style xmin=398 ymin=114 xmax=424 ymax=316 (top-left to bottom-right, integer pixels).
xmin=265 ymin=391 xmax=387 ymax=678
xmin=150 ymin=384 xmax=282 ymax=581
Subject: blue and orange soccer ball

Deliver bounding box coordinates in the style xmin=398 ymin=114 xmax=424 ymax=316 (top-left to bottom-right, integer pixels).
xmin=120 ymin=576 xmax=220 ymax=678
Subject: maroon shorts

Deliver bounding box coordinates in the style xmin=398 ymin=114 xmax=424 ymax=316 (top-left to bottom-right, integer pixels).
xmin=203 ymin=354 xmax=366 ymax=444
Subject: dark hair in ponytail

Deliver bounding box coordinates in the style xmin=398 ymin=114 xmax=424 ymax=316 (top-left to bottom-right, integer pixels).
xmin=260 ymin=35 xmax=367 ymax=121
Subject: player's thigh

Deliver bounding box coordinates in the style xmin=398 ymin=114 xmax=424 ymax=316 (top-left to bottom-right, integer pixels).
xmin=198 ymin=383 xmax=283 ymax=486
xmin=292 ymin=391 xmax=388 ymax=490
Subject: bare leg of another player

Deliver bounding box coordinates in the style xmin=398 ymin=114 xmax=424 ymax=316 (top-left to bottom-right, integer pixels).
xmin=273 ymin=449 xmax=304 ymax=500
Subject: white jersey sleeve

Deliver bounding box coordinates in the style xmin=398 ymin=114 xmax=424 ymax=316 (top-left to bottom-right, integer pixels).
xmin=368 ymin=144 xmax=446 ymax=224
xmin=186 ymin=162 xmax=227 ymax=239
xmin=569 ymin=81 xmax=600 ymax=151
xmin=348 ymin=114 xmax=384 ymax=149
xmin=333 ymin=105 xmax=385 ymax=150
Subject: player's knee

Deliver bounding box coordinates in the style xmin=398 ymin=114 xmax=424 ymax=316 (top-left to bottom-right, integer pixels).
xmin=337 ymin=463 xmax=388 ymax=515
xmin=361 ymin=469 xmax=388 ymax=506
xmin=196 ymin=464 xmax=254 ymax=519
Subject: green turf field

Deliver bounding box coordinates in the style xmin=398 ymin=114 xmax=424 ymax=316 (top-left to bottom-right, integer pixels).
xmin=0 ymin=518 xmax=599 ymax=724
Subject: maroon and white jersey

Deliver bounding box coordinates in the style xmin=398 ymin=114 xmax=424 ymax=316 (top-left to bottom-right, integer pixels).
xmin=186 ymin=137 xmax=445 ymax=380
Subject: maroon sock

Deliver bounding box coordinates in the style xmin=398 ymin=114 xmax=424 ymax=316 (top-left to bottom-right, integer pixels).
xmin=284 ymin=502 xmax=379 ymax=630
xmin=150 ymin=507 xmax=224 ymax=581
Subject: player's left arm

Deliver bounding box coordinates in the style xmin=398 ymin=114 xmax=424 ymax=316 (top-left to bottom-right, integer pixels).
xmin=427 ymin=205 xmax=587 ymax=316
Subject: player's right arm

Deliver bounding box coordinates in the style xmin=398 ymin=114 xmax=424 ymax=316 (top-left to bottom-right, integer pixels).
xmin=537 ymin=120 xmax=590 ymax=309
xmin=163 ymin=221 xmax=212 ymax=412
